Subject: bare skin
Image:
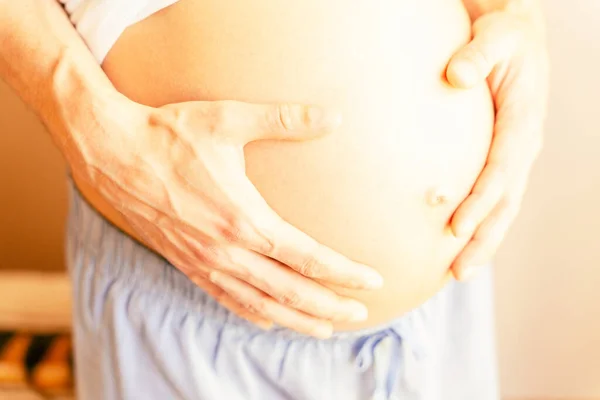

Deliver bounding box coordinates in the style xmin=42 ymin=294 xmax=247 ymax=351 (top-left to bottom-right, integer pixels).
xmin=94 ymin=0 xmax=495 ymax=330
xmin=0 ymin=0 xmax=547 ymax=336
xmin=94 ymin=0 xmax=548 ymax=330
xmin=0 ymin=0 xmax=385 ymax=339
xmin=447 ymin=0 xmax=549 ymax=279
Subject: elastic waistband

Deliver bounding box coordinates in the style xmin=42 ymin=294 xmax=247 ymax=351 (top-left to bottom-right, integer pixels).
xmin=65 ymin=179 xmax=431 ymax=342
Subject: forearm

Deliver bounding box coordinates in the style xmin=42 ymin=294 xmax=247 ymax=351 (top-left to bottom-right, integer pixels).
xmin=0 ymin=0 xmax=119 ymax=166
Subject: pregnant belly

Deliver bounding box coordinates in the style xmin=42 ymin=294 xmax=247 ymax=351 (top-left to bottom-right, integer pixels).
xmin=85 ymin=0 xmax=494 ymax=330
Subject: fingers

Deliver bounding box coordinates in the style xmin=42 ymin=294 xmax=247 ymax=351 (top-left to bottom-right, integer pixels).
xmin=451 ymin=161 xmax=506 ymax=238
xmin=247 ymin=212 xmax=384 ymax=291
xmin=446 ymin=13 xmax=524 ymax=88
xmin=204 ymin=173 xmax=385 ymax=291
xmin=202 ymin=100 xmax=343 ymax=143
xmin=450 ymin=103 xmax=542 ymax=239
xmin=125 ymin=216 xmax=274 ymax=330
xmin=208 ymin=272 xmax=334 ymax=339
xmin=165 ymin=241 xmax=275 ymax=330
xmin=175 ymin=226 xmax=370 ymax=323
xmin=190 ymin=275 xmax=274 ymax=330
xmin=451 ymin=197 xmax=518 ymax=280
xmin=207 ymin=246 xmax=369 ymax=322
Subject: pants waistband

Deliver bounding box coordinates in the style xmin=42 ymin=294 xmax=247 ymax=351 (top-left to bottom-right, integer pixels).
xmin=66 ymin=178 xmax=436 ymax=344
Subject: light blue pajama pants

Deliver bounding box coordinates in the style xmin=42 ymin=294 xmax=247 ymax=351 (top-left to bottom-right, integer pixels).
xmin=65 ymin=181 xmax=500 ymax=400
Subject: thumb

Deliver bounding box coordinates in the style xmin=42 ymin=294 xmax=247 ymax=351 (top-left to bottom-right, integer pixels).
xmin=446 ymin=13 xmax=522 ymax=89
xmin=209 ymin=100 xmax=342 ymax=144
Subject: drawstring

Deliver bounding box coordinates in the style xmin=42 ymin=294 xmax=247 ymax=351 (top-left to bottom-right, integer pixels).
xmin=355 ymin=323 xmax=425 ymax=400
xmin=356 ymin=332 xmax=400 ymax=399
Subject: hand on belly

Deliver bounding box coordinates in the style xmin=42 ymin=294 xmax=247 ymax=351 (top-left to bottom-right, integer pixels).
xmin=97 ymin=0 xmax=494 ymax=330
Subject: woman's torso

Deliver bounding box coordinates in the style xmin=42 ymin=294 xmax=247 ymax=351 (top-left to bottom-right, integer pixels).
xmin=74 ymin=0 xmax=494 ymax=330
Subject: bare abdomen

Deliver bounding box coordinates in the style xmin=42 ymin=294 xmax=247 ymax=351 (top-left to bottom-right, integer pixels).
xmin=80 ymin=0 xmax=494 ymax=329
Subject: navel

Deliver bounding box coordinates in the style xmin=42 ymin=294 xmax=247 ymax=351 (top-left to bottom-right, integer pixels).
xmin=425 ymin=187 xmax=452 ymax=207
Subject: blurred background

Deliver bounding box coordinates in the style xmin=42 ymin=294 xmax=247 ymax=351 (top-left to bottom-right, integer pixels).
xmin=1 ymin=0 xmax=599 ymax=399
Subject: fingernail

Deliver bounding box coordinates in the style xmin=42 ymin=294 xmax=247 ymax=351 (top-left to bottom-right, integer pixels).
xmin=363 ymin=271 xmax=384 ymax=289
xmin=348 ymin=303 xmax=369 ymax=322
xmin=307 ymin=106 xmax=342 ymax=129
xmin=449 ymin=60 xmax=479 ymax=88
xmin=313 ymin=324 xmax=334 ymax=339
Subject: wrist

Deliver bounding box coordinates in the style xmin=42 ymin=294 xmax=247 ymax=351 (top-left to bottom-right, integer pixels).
xmin=465 ymin=0 xmax=546 ymax=41
xmin=465 ymin=0 xmax=543 ymax=21
xmin=44 ymin=48 xmax=136 ymax=174
xmin=45 ymin=47 xmax=113 ymax=128
xmin=0 ymin=0 xmax=143 ymax=187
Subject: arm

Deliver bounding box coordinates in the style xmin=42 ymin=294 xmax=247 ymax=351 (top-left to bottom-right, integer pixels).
xmin=462 ymin=0 xmax=547 ymax=47
xmin=0 ymin=0 xmax=119 ymax=167
xmin=0 ymin=0 xmax=382 ymax=338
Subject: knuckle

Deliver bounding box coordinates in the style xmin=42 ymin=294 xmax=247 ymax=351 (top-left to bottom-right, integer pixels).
xmin=149 ymin=105 xmax=185 ymax=130
xmin=297 ymin=252 xmax=323 ymax=279
xmin=276 ymin=290 xmax=302 ymax=308
xmin=232 ymin=267 xmax=252 ymax=283
xmin=223 ymin=253 xmax=251 ymax=280
xmin=275 ymin=103 xmax=295 ymax=131
xmin=249 ymin=297 xmax=270 ymax=315
xmin=219 ymin=216 xmax=247 ymax=244
xmin=188 ymin=270 xmax=210 ymax=284
xmin=206 ymin=101 xmax=232 ymax=134
xmin=196 ymin=244 xmax=224 ymax=268
xmin=464 ymin=45 xmax=491 ymax=71
xmin=214 ymin=287 xmax=236 ymax=304
xmin=240 ymin=302 xmax=257 ymax=314
xmin=252 ymin=227 xmax=277 ymax=255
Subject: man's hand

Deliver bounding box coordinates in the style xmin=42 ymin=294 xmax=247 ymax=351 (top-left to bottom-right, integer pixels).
xmin=1 ymin=0 xmax=383 ymax=339
xmin=445 ymin=6 xmax=549 ymax=280
xmin=68 ymin=95 xmax=383 ymax=338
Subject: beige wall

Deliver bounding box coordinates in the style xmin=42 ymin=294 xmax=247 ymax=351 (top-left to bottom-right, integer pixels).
xmin=494 ymin=0 xmax=600 ymax=398
xmin=0 ymin=80 xmax=67 ymax=272
xmin=1 ymin=0 xmax=599 ymax=398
